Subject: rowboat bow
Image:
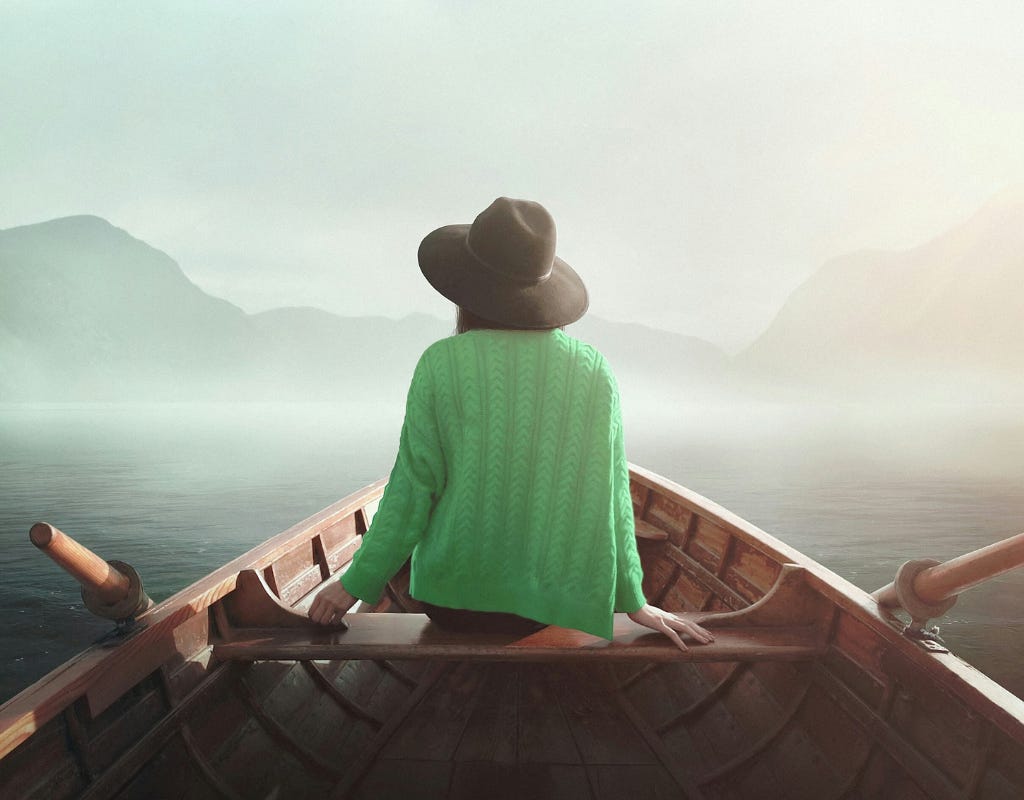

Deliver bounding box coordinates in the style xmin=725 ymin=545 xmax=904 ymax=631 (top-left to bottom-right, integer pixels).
xmin=2 ymin=465 xmax=1022 ymax=799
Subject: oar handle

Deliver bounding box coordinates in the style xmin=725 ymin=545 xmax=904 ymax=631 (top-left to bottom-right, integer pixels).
xmin=918 ymin=531 xmax=1024 ymax=601
xmin=874 ymin=531 xmax=1024 ymax=619
xmin=30 ymin=522 xmax=151 ymax=621
xmin=30 ymin=523 xmax=131 ymax=603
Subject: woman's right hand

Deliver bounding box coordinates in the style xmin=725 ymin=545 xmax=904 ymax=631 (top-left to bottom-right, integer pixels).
xmin=308 ymin=580 xmax=359 ymax=626
xmin=628 ymin=604 xmax=715 ymax=652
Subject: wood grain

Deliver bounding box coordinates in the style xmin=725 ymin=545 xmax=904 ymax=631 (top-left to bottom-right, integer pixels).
xmin=213 ymin=613 xmax=827 ymax=664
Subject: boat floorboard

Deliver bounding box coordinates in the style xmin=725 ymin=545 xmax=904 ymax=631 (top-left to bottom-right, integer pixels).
xmin=350 ymin=662 xmax=688 ymax=800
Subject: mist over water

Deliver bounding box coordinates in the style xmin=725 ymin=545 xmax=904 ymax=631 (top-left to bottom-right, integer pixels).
xmin=628 ymin=399 xmax=1024 ymax=694
xmin=1 ymin=398 xmax=1022 ymax=703
xmin=0 ymin=401 xmax=402 ymax=701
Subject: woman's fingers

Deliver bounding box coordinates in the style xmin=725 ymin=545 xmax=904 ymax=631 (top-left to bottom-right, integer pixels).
xmin=629 ymin=605 xmax=716 ymax=646
xmin=656 ymin=619 xmax=689 ymax=652
xmin=308 ymin=582 xmax=358 ymax=625
xmin=316 ymin=606 xmax=340 ymax=625
xmin=309 ymin=598 xmax=327 ymax=624
xmin=667 ymin=615 xmax=715 ymax=644
xmin=309 ymin=596 xmax=340 ymax=625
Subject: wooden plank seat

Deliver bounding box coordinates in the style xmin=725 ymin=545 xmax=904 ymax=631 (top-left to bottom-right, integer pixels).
xmin=213 ymin=612 xmax=826 ymax=663
xmin=211 ymin=563 xmax=832 ymax=664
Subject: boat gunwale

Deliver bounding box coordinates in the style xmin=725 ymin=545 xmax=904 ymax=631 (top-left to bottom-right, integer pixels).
xmin=3 ymin=465 xmax=1024 ymax=767
xmin=629 ymin=463 xmax=1024 ymax=742
xmin=0 ymin=479 xmax=388 ymax=760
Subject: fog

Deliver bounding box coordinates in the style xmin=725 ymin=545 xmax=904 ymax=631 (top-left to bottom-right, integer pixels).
xmin=6 ymin=0 xmax=1024 ymax=720
xmin=2 ymin=2 xmax=1022 ymax=535
xmin=4 ymin=3 xmax=1024 ymax=352
xmin=4 ymin=395 xmax=1024 ymax=700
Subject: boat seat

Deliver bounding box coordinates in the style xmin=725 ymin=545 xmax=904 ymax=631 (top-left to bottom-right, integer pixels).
xmin=213 ymin=612 xmax=825 ymax=663
xmin=211 ymin=565 xmax=831 ymax=663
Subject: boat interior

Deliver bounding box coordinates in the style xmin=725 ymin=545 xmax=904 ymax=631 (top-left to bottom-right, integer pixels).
xmin=1 ymin=467 xmax=1023 ymax=799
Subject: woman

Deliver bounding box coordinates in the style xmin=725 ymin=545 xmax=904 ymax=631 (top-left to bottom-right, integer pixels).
xmin=309 ymin=197 xmax=713 ymax=651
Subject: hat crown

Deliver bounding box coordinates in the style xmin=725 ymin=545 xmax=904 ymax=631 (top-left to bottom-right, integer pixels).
xmin=466 ymin=197 xmax=556 ymax=284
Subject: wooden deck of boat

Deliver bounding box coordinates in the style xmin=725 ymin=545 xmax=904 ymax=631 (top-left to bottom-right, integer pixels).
xmin=2 ymin=466 xmax=1024 ymax=799
xmin=9 ymin=650 xmax=1023 ymax=799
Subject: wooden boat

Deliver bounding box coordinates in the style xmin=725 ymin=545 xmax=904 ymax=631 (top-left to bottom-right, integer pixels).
xmin=1 ymin=464 xmax=1023 ymax=799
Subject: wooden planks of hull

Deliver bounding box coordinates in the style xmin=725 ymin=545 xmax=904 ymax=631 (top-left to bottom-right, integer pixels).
xmin=1 ymin=467 xmax=1023 ymax=798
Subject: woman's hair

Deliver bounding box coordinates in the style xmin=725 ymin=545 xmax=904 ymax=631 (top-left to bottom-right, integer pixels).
xmin=455 ymin=307 xmax=564 ymax=335
xmin=456 ymin=307 xmax=520 ymax=334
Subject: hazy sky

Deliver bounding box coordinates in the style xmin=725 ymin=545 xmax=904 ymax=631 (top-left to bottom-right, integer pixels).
xmin=4 ymin=2 xmax=1024 ymax=351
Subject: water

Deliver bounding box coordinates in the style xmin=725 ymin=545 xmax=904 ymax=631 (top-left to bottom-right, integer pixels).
xmin=1 ymin=401 xmax=1023 ymax=703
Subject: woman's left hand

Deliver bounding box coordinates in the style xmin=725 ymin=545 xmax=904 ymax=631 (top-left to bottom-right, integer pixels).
xmin=308 ymin=581 xmax=359 ymax=625
xmin=628 ymin=604 xmax=715 ymax=652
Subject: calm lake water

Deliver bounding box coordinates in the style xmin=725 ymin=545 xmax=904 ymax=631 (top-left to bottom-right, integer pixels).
xmin=1 ymin=400 xmax=1023 ymax=703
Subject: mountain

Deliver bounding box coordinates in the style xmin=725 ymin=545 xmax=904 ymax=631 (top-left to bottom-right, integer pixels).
xmin=740 ymin=189 xmax=1024 ymax=399
xmin=569 ymin=315 xmax=733 ymax=401
xmin=248 ymin=308 xmax=449 ymax=400
xmin=0 ymin=216 xmax=455 ymax=401
xmin=0 ymin=216 xmax=731 ymax=401
xmin=0 ymin=215 xmax=256 ymax=399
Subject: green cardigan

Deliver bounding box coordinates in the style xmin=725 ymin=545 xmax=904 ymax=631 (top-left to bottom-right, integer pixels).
xmin=340 ymin=328 xmax=646 ymax=639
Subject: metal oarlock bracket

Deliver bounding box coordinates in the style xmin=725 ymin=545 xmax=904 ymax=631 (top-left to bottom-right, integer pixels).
xmin=892 ymin=558 xmax=957 ymax=651
xmin=902 ymin=623 xmax=948 ymax=652
xmin=94 ymin=616 xmax=147 ymax=648
xmin=874 ymin=530 xmax=1024 ymax=652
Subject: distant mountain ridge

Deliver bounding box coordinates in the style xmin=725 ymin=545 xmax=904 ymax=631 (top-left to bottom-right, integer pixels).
xmin=10 ymin=197 xmax=1021 ymax=404
xmin=740 ymin=188 xmax=1024 ymax=399
xmin=0 ymin=215 xmax=255 ymax=399
xmin=0 ymin=215 xmax=732 ymax=401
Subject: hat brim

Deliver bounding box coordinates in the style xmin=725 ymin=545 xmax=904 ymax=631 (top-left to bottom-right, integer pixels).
xmin=418 ymin=224 xmax=589 ymax=329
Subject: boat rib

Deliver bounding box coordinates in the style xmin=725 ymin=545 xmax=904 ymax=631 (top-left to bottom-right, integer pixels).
xmin=301 ymin=661 xmax=383 ymax=728
xmin=655 ymin=663 xmax=747 ymax=734
xmin=2 ymin=466 xmax=1023 ymax=799
xmin=233 ymin=675 xmax=345 ymax=781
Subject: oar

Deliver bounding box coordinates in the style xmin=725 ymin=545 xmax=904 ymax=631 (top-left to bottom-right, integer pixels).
xmin=30 ymin=522 xmax=152 ymax=624
xmin=873 ymin=531 xmax=1024 ymax=632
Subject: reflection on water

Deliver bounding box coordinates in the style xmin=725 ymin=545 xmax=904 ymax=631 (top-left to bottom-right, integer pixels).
xmin=1 ymin=401 xmax=1022 ymax=702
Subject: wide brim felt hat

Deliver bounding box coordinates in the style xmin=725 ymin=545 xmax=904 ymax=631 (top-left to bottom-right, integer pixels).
xmin=418 ymin=197 xmax=589 ymax=329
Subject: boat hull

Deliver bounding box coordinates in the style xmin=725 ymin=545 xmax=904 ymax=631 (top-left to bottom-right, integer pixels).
xmin=1 ymin=466 xmax=1022 ymax=799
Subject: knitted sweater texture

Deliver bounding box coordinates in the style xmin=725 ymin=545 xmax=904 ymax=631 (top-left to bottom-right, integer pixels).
xmin=340 ymin=328 xmax=646 ymax=639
